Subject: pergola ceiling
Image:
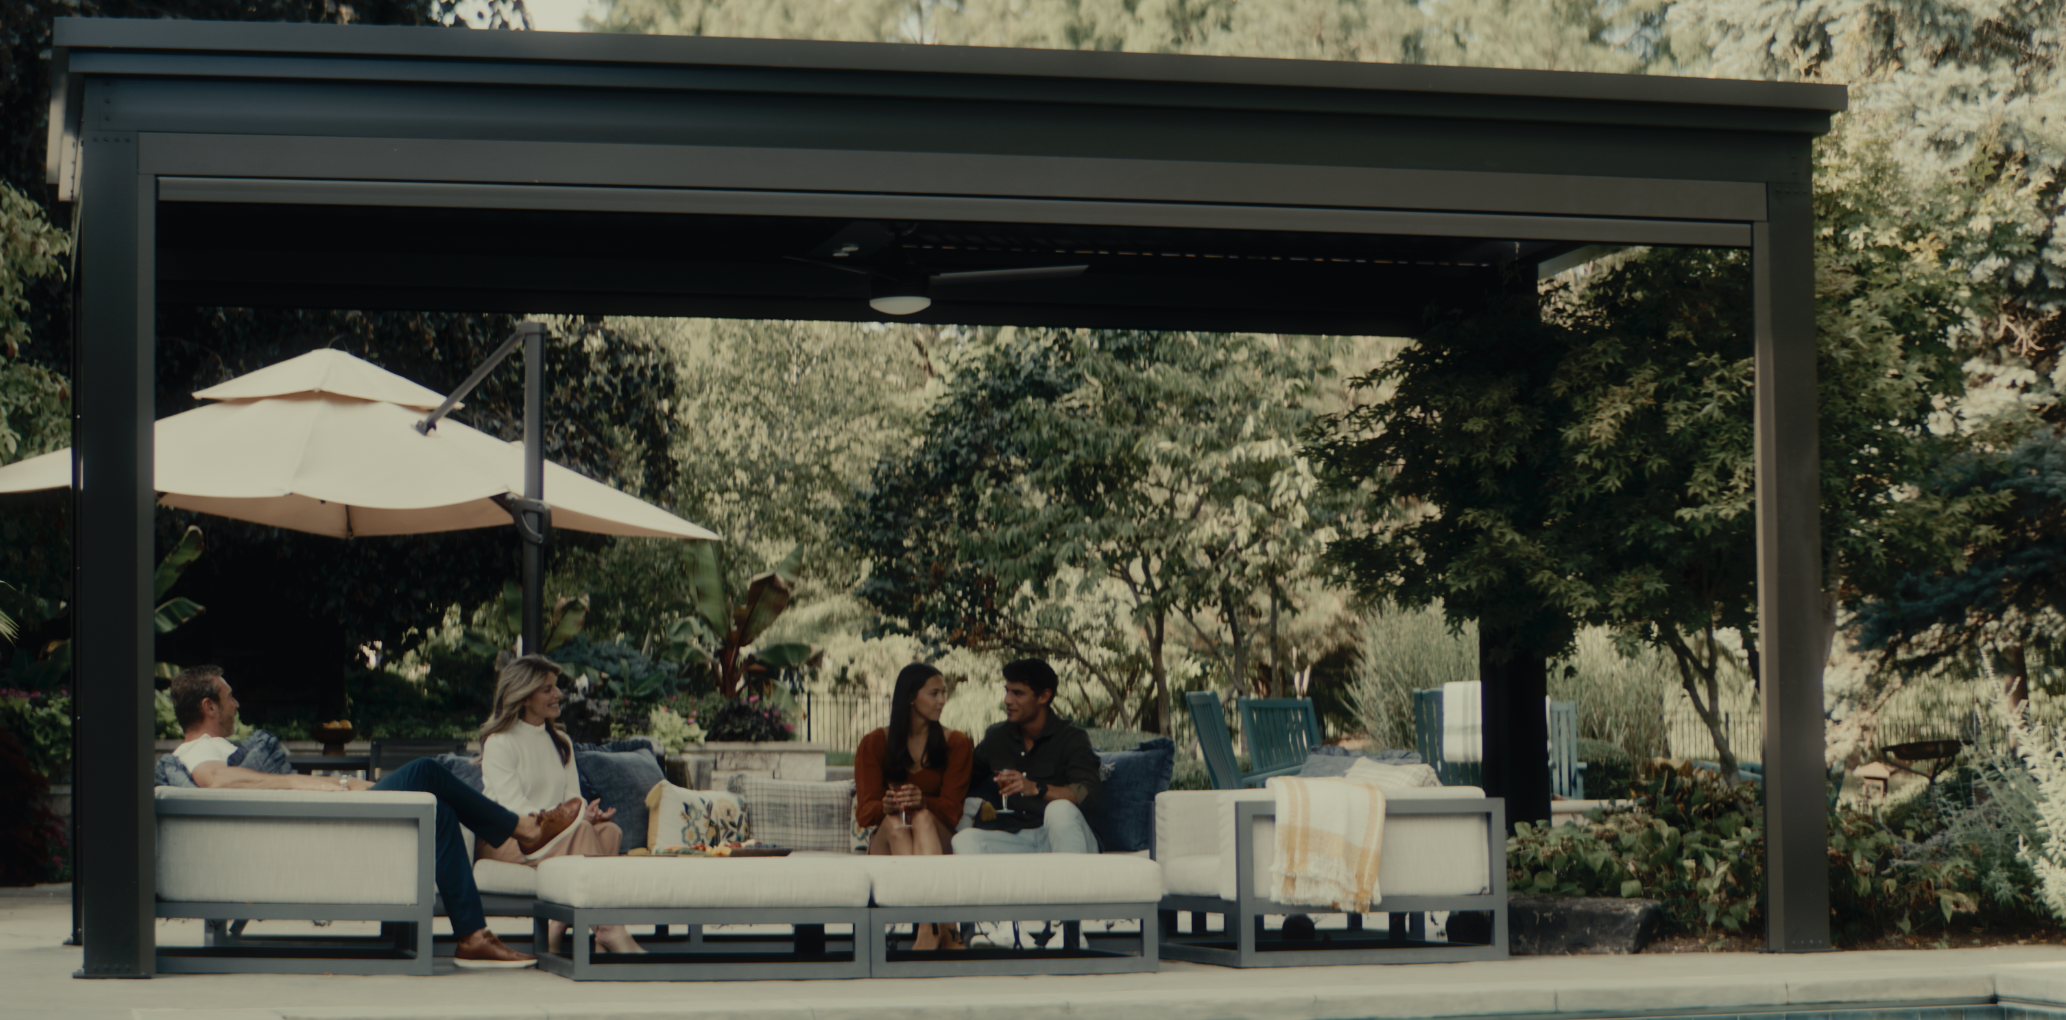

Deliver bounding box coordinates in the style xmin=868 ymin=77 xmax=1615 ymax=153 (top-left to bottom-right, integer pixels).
xmin=160 ymin=200 xmax=1572 ymax=332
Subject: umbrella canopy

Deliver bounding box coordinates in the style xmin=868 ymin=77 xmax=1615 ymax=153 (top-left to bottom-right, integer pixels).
xmin=0 ymin=349 xmax=718 ymax=542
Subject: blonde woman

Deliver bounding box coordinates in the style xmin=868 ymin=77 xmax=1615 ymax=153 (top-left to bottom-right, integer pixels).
xmin=478 ymin=653 xmax=645 ymax=955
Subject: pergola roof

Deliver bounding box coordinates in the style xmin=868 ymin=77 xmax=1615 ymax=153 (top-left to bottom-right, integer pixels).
xmin=49 ymin=17 xmax=1845 ymax=975
xmin=53 ymin=18 xmax=1841 ymax=334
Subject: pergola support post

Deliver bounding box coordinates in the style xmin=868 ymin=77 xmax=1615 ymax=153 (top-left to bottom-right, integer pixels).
xmin=73 ymin=126 xmax=157 ymax=978
xmin=1754 ymin=182 xmax=1832 ymax=953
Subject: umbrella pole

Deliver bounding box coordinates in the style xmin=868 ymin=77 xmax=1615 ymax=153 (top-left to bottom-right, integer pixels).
xmin=521 ymin=323 xmax=546 ymax=655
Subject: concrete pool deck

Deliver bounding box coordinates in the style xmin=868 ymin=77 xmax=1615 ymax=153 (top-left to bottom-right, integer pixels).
xmin=10 ymin=890 xmax=2066 ymax=1020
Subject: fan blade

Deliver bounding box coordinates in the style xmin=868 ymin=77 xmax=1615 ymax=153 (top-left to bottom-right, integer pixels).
xmin=806 ymin=221 xmax=898 ymax=261
xmin=785 ymin=255 xmax=881 ymax=278
xmin=930 ymin=265 xmax=1088 ymax=286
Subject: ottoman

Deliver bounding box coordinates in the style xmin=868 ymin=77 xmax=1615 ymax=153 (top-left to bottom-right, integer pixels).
xmin=858 ymin=854 xmax=1163 ymax=977
xmin=533 ymin=855 xmax=872 ymax=980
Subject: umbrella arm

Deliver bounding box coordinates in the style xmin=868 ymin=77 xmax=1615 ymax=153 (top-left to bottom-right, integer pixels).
xmin=494 ymin=495 xmax=553 ymax=546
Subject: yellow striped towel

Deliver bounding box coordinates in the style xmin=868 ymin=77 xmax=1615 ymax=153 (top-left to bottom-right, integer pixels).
xmin=1265 ymin=775 xmax=1387 ymax=912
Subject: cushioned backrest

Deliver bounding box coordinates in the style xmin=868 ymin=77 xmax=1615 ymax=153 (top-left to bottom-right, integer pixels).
xmin=1087 ymin=738 xmax=1175 ymax=853
xmin=726 ymin=776 xmax=859 ymax=854
xmin=577 ymin=748 xmax=665 ymax=853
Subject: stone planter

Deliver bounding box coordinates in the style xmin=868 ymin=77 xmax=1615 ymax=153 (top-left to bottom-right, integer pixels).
xmin=40 ymin=783 xmax=71 ymax=832
xmin=673 ymin=741 xmax=828 ymax=790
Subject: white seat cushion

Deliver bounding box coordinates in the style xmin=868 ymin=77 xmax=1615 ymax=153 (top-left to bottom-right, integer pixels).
xmin=859 ymin=854 xmax=1162 ymax=907
xmin=474 ymin=858 xmax=537 ymax=897
xmin=1216 ymin=786 xmax=1492 ymax=902
xmin=155 ymin=787 xmax=429 ymax=906
xmin=1161 ymin=854 xmax=1218 ymax=898
xmin=536 ymin=855 xmax=871 ymax=909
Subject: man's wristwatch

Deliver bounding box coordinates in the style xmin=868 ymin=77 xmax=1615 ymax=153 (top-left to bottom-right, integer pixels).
xmin=337 ymin=775 xmax=350 ymax=790
xmin=1035 ymin=781 xmax=1048 ymax=798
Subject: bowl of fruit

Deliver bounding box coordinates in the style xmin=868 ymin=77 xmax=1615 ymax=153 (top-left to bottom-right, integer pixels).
xmin=313 ymin=720 xmax=355 ymax=756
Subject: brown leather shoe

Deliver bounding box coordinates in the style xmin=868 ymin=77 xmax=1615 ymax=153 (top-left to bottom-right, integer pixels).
xmin=452 ymin=928 xmax=536 ymax=969
xmin=517 ymin=797 xmax=583 ymax=857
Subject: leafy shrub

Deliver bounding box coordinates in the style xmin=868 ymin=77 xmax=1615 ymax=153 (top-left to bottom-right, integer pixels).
xmin=628 ymin=706 xmax=707 ymax=754
xmin=0 ymin=727 xmax=64 ymax=886
xmin=1510 ymin=761 xmax=1991 ymax=943
xmin=342 ymin=668 xmax=475 ymax=740
xmin=0 ymin=688 xmax=68 ymax=780
xmin=1576 ymin=738 xmax=1635 ymax=798
xmin=704 ymin=697 xmax=793 ymax=742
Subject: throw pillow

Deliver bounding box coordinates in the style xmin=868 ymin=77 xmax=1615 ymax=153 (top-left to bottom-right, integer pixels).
xmin=1300 ymin=745 xmax=1424 ymax=778
xmin=226 ymin=729 xmax=292 ymax=775
xmin=1343 ymin=758 xmax=1441 ymax=790
xmin=1086 ymin=737 xmax=1175 ymax=852
xmin=153 ymin=730 xmax=291 ymax=788
xmin=645 ymin=780 xmax=750 ymax=849
xmin=433 ymin=753 xmax=484 ymax=791
xmin=153 ymin=754 xmax=196 ymax=788
xmin=725 ymin=775 xmax=855 ymax=853
xmin=576 ymin=748 xmax=665 ymax=853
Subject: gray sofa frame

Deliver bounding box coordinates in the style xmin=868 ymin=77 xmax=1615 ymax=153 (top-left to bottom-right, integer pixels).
xmin=1159 ymin=797 xmax=1508 ymax=968
xmin=155 ymin=795 xmax=436 ymax=975
xmin=866 ymin=901 xmax=1160 ymax=977
xmin=532 ymin=902 xmax=869 ymax=980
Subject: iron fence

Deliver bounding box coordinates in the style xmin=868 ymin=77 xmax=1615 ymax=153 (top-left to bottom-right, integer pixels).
xmin=800 ymin=692 xmax=891 ymax=753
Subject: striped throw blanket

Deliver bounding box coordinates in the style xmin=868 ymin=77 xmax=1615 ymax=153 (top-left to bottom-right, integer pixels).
xmin=1265 ymin=775 xmax=1388 ymax=912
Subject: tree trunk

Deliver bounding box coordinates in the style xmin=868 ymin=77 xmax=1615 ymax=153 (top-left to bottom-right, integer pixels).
xmin=1268 ymin=584 xmax=1282 ymax=699
xmin=1665 ymin=629 xmax=1739 ymax=782
xmin=1146 ymin=609 xmax=1171 ymax=736
xmin=1479 ymin=626 xmax=1552 ymax=831
xmin=2003 ymin=643 xmax=2030 ymax=718
xmin=1226 ymin=589 xmax=1250 ymax=698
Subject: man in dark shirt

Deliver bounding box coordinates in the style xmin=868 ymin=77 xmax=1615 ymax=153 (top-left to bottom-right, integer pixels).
xmin=952 ymin=658 xmax=1103 ymax=855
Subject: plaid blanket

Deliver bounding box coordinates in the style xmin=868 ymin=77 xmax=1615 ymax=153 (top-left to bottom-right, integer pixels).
xmin=1265 ymin=775 xmax=1387 ymax=912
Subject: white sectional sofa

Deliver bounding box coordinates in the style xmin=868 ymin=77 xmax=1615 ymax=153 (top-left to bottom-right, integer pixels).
xmin=529 ymin=851 xmax=1163 ymax=980
xmin=1154 ymin=786 xmax=1508 ymax=967
xmin=154 ymin=787 xmax=437 ymax=975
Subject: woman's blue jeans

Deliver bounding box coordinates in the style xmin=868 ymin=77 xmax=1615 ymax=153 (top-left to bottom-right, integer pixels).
xmin=372 ymin=758 xmax=520 ymax=939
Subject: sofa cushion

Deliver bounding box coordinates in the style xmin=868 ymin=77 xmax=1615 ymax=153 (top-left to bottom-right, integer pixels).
xmin=1087 ymin=738 xmax=1175 ymax=853
xmin=1216 ymin=786 xmax=1491 ymax=902
xmin=155 ymin=787 xmax=428 ymax=905
xmin=536 ymin=855 xmax=871 ymax=909
xmin=1160 ymin=854 xmax=1217 ymax=898
xmin=859 ymin=853 xmax=1163 ymax=907
xmin=726 ymin=775 xmax=856 ymax=854
xmin=1299 ymin=745 xmax=1423 ymax=778
xmin=474 ymin=858 xmax=539 ymax=897
xmin=645 ymin=781 xmax=750 ymax=849
xmin=576 ymin=748 xmax=665 ymax=853
xmin=1343 ymin=758 xmax=1442 ymax=790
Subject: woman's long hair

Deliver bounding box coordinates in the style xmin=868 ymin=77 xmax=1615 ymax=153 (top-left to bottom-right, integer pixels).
xmin=882 ymin=662 xmax=946 ymax=782
xmin=479 ymin=653 xmax=572 ymax=765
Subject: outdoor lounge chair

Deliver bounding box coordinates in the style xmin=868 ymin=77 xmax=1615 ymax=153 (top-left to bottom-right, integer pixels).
xmin=1153 ymin=786 xmax=1508 ymax=967
xmin=154 ymin=787 xmax=436 ymax=975
xmin=1186 ymin=692 xmax=1309 ymax=790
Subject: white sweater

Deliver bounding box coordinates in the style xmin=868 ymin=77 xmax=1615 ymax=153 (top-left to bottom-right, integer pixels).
xmin=481 ymin=719 xmax=581 ymax=816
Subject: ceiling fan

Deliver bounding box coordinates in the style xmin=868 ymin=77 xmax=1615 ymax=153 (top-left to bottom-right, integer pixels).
xmin=791 ymin=221 xmax=1088 ymax=315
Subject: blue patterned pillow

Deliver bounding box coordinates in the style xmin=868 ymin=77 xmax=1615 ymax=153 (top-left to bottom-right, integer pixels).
xmin=1087 ymin=738 xmax=1175 ymax=852
xmin=1301 ymin=745 xmax=1423 ymax=778
xmin=154 ymin=730 xmax=290 ymax=787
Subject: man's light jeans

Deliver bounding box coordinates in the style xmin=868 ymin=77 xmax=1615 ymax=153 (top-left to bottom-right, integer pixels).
xmin=951 ymin=799 xmax=1097 ymax=854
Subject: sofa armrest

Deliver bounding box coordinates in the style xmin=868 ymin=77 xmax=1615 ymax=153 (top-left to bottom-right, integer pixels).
xmin=1154 ymin=790 xmax=1222 ymax=861
xmin=155 ymin=788 xmax=436 ymax=907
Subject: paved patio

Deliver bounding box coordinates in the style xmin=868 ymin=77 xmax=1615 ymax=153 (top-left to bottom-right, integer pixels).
xmin=11 ymin=887 xmax=2066 ymax=1020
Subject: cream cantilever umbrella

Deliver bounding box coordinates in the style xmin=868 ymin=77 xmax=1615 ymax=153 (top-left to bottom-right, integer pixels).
xmin=0 ymin=348 xmax=718 ymax=542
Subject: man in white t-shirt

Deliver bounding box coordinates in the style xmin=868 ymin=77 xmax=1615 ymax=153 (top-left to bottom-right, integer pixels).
xmin=166 ymin=665 xmax=579 ymax=969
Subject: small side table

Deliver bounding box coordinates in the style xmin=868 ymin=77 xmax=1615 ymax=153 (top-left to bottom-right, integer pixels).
xmin=288 ymin=752 xmax=372 ymax=780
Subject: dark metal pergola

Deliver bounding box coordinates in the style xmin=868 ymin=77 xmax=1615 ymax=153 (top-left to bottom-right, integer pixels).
xmin=48 ymin=17 xmax=1845 ymax=975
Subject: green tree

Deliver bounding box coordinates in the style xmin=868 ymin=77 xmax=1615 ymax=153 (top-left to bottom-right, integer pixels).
xmin=847 ymin=327 xmax=1341 ymax=732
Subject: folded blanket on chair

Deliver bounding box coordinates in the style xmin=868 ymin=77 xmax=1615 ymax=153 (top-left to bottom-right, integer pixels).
xmin=1265 ymin=775 xmax=1387 ymax=912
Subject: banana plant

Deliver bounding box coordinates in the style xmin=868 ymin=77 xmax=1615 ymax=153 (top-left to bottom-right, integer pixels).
xmin=490 ymin=579 xmax=587 ymax=653
xmin=675 ymin=543 xmax=810 ymax=699
xmin=31 ymin=526 xmax=208 ymax=683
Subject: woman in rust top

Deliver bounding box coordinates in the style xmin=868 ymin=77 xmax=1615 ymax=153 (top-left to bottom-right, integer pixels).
xmin=854 ymin=661 xmax=973 ymax=950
